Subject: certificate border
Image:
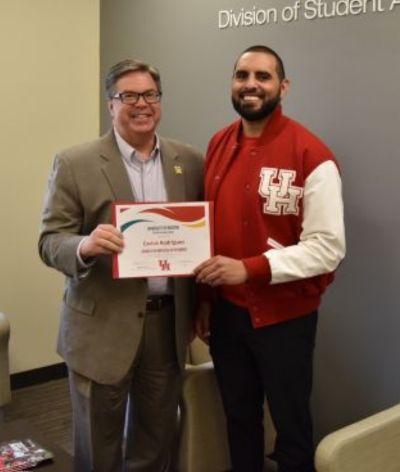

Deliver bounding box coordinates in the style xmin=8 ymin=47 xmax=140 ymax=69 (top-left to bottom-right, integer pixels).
xmin=112 ymin=200 xmax=214 ymax=279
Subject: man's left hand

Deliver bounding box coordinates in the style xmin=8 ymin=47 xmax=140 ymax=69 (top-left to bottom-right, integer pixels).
xmin=194 ymin=255 xmax=248 ymax=286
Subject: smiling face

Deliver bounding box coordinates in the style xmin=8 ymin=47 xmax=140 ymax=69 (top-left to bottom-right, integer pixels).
xmin=108 ymin=71 xmax=161 ymax=146
xmin=231 ymin=51 xmax=289 ymax=124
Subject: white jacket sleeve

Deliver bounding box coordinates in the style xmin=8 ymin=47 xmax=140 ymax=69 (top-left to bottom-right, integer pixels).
xmin=265 ymin=160 xmax=346 ymax=284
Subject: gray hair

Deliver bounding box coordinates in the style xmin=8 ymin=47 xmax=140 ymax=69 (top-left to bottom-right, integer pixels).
xmin=104 ymin=59 xmax=162 ymax=99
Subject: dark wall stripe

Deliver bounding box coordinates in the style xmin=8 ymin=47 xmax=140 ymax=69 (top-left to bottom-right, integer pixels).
xmin=11 ymin=363 xmax=68 ymax=390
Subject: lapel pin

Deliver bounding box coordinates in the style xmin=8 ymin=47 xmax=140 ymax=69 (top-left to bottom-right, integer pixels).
xmin=174 ymin=165 xmax=183 ymax=175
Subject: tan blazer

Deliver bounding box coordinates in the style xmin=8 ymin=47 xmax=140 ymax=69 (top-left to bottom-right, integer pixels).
xmin=39 ymin=130 xmax=204 ymax=385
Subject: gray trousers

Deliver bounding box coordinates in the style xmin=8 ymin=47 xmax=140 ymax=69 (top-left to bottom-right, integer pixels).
xmin=68 ymin=303 xmax=182 ymax=472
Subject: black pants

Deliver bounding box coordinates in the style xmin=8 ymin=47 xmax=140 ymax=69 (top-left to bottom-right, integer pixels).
xmin=209 ymin=299 xmax=317 ymax=472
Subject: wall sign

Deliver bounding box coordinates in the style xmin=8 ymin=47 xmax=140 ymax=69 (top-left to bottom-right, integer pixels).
xmin=218 ymin=0 xmax=400 ymax=28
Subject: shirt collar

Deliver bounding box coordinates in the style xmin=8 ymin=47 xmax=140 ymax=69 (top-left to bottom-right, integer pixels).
xmin=113 ymin=128 xmax=160 ymax=165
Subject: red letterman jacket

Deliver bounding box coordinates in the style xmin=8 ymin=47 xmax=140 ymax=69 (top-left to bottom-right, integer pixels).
xmin=205 ymin=106 xmax=344 ymax=328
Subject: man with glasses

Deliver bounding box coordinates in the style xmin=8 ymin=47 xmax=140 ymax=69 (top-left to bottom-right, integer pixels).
xmin=39 ymin=60 xmax=203 ymax=472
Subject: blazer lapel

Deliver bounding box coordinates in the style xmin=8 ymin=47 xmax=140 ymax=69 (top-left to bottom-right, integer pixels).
xmin=99 ymin=130 xmax=135 ymax=202
xmin=160 ymin=138 xmax=186 ymax=201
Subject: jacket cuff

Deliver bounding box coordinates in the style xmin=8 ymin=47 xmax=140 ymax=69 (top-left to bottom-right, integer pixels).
xmin=242 ymin=255 xmax=271 ymax=283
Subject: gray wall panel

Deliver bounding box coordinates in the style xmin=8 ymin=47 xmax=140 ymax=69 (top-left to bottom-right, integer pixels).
xmin=100 ymin=0 xmax=400 ymax=441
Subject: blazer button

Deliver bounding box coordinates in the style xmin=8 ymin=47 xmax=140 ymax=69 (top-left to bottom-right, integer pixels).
xmin=137 ymin=311 xmax=144 ymax=318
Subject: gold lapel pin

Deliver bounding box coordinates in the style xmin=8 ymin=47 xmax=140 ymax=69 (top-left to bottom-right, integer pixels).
xmin=174 ymin=165 xmax=183 ymax=175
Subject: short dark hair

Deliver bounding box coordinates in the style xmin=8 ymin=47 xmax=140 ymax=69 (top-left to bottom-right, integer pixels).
xmin=234 ymin=45 xmax=286 ymax=81
xmin=104 ymin=59 xmax=162 ymax=99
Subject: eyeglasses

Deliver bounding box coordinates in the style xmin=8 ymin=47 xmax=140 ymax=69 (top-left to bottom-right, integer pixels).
xmin=112 ymin=90 xmax=162 ymax=105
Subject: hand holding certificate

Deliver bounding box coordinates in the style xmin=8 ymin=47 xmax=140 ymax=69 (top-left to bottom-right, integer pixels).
xmin=113 ymin=202 xmax=213 ymax=278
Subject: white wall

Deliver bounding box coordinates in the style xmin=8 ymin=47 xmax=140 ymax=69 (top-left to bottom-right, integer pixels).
xmin=0 ymin=0 xmax=100 ymax=373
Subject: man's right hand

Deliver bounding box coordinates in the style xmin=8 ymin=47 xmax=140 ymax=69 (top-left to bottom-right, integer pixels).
xmin=80 ymin=224 xmax=124 ymax=260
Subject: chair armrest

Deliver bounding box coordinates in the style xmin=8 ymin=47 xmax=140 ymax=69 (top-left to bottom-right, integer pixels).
xmin=188 ymin=338 xmax=212 ymax=365
xmin=0 ymin=312 xmax=11 ymax=407
xmin=315 ymin=403 xmax=400 ymax=472
xmin=177 ymin=362 xmax=231 ymax=472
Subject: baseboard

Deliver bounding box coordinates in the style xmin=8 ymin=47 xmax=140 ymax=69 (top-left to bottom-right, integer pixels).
xmin=10 ymin=362 xmax=68 ymax=390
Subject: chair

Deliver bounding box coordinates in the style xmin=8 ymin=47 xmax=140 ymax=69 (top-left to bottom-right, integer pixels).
xmin=315 ymin=403 xmax=400 ymax=472
xmin=176 ymin=337 xmax=276 ymax=472
xmin=0 ymin=312 xmax=11 ymax=418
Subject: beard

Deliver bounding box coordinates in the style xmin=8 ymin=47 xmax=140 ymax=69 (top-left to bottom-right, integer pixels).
xmin=231 ymin=92 xmax=281 ymax=122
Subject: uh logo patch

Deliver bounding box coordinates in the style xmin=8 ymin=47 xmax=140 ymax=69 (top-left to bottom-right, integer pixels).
xmin=158 ymin=259 xmax=171 ymax=271
xmin=258 ymin=167 xmax=303 ymax=215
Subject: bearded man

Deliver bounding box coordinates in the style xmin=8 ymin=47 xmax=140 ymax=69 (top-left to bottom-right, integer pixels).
xmin=195 ymin=45 xmax=345 ymax=472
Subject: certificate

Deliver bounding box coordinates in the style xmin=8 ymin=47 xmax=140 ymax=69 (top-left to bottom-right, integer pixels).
xmin=112 ymin=201 xmax=213 ymax=278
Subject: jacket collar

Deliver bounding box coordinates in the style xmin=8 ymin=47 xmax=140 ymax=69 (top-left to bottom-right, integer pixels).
xmin=98 ymin=130 xmax=135 ymax=201
xmin=230 ymin=104 xmax=286 ymax=146
xmin=206 ymin=106 xmax=287 ymax=201
xmin=159 ymin=138 xmax=186 ymax=202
